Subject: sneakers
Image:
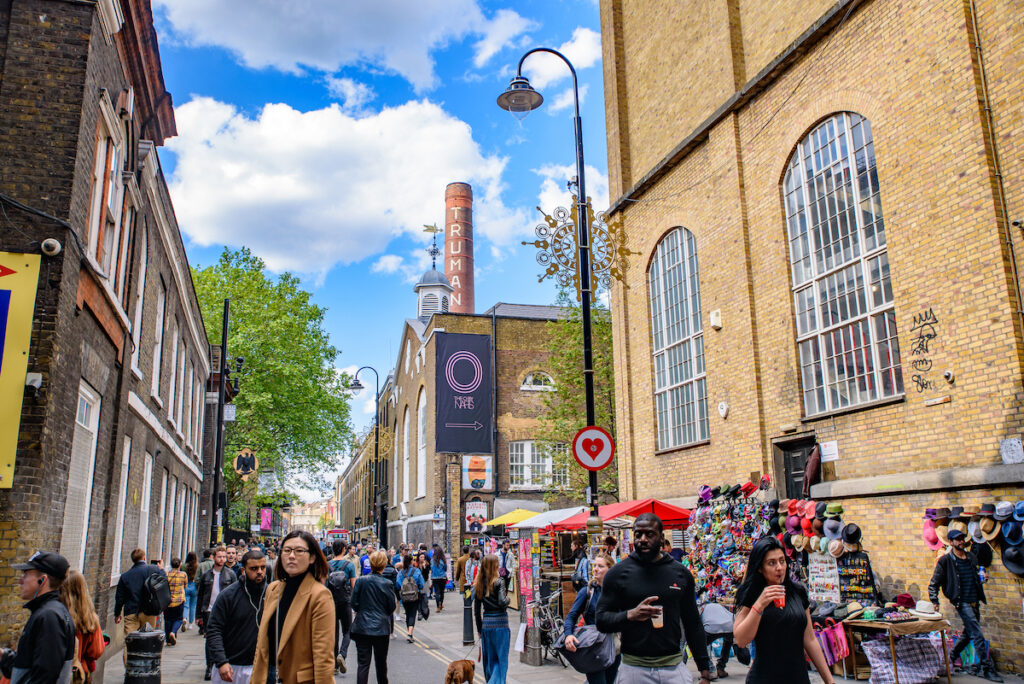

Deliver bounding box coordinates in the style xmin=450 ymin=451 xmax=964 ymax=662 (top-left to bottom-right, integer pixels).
xmin=167 ymin=632 xmax=177 ymax=646
xmin=336 ymin=655 xmax=347 ymax=673
xmin=716 ymin=667 xmax=729 ymax=679
xmin=181 ymin=622 xmax=188 ymax=632
xmin=980 ymin=670 xmax=1004 ymax=683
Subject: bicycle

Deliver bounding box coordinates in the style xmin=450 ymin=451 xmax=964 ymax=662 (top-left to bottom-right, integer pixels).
xmin=528 ymin=589 xmax=568 ymax=667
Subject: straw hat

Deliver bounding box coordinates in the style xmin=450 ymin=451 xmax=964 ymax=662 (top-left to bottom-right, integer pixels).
xmin=828 ymin=539 xmax=845 ymax=558
xmin=909 ymin=600 xmax=943 ymax=620
xmin=935 ymin=524 xmax=951 ymax=546
xmin=979 ymin=516 xmax=1001 ymax=542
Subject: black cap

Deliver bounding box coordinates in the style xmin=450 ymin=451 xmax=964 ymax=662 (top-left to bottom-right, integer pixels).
xmin=13 ymin=550 xmax=69 ymax=580
xmin=946 ymin=528 xmax=966 ymax=541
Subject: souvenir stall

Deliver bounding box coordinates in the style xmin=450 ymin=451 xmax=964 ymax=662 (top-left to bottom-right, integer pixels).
xmin=542 ymin=498 xmax=691 ymax=560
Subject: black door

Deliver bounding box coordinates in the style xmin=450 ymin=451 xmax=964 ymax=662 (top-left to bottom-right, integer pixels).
xmin=781 ymin=438 xmax=816 ymax=499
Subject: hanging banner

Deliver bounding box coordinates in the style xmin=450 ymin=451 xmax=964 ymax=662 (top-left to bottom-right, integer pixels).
xmin=260 ymin=508 xmax=273 ymax=531
xmin=462 ymin=454 xmax=494 ymax=491
xmin=465 ymin=500 xmax=488 ymax=532
xmin=435 ymin=332 xmax=492 ymax=454
xmin=0 ymin=252 xmax=41 ymax=489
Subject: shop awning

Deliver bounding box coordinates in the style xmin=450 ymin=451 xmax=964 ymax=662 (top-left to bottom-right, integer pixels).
xmin=542 ymin=499 xmax=691 ymax=532
xmin=509 ymin=506 xmax=587 ymax=530
xmin=483 ymin=508 xmax=540 ymax=527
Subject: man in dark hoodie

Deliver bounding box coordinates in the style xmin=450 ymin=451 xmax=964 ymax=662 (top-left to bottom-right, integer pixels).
xmin=206 ymin=549 xmax=268 ymax=684
xmin=597 ymin=514 xmax=711 ymax=684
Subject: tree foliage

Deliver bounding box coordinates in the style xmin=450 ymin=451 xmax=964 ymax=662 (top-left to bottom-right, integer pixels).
xmin=192 ymin=248 xmax=352 ymax=500
xmin=538 ymin=288 xmax=618 ymax=504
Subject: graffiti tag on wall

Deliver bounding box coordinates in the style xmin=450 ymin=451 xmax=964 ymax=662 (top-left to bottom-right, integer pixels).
xmin=909 ymin=308 xmax=938 ymax=392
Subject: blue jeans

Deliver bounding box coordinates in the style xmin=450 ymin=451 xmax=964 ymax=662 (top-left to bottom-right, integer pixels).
xmin=952 ymin=602 xmax=988 ymax=665
xmin=184 ymin=582 xmax=198 ymax=623
xmin=480 ymin=620 xmax=510 ymax=684
xmin=585 ymin=654 xmax=621 ymax=684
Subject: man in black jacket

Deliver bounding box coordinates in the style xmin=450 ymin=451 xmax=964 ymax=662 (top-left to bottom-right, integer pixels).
xmin=114 ymin=548 xmax=166 ymax=662
xmin=928 ymin=528 xmax=1002 ymax=681
xmin=198 ymin=547 xmax=238 ymax=680
xmin=597 ymin=514 xmax=711 ymax=684
xmin=206 ymin=550 xmax=267 ymax=684
xmin=0 ymin=551 xmax=75 ymax=684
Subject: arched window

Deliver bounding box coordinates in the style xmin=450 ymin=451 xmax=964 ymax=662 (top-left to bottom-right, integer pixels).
xmin=521 ymin=371 xmax=555 ymax=391
xmin=648 ymin=227 xmax=707 ymax=449
xmin=402 ymin=407 xmax=410 ymax=503
xmin=783 ymin=112 xmax=901 ymax=415
xmin=416 ymin=388 xmax=427 ymax=497
xmin=392 ymin=419 xmax=398 ymax=507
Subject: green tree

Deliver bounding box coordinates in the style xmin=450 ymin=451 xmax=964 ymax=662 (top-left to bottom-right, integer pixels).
xmin=192 ymin=248 xmax=352 ymax=501
xmin=538 ymin=288 xmax=619 ymax=504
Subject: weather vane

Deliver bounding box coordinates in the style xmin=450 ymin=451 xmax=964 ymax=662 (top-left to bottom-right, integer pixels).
xmin=423 ymin=223 xmax=443 ymax=269
xmin=522 ymin=197 xmax=637 ymax=301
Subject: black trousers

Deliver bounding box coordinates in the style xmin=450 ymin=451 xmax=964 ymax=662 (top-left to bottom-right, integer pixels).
xmin=432 ymin=579 xmax=447 ymax=609
xmin=354 ymin=633 xmax=390 ymax=684
xmin=335 ymin=600 xmax=352 ymax=658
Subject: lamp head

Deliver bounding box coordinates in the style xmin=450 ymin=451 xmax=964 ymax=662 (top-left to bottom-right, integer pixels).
xmin=348 ymin=377 xmax=365 ymax=392
xmin=497 ymin=75 xmax=543 ymax=119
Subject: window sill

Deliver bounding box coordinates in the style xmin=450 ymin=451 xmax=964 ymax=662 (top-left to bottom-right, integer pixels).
xmin=510 ymin=485 xmax=544 ymax=491
xmin=150 ymin=394 xmax=163 ymax=409
xmin=131 ymin=366 xmax=142 ymax=380
xmin=520 ymin=386 xmax=555 ymax=392
xmin=655 ymin=439 xmax=710 ymax=457
xmin=801 ymin=394 xmax=904 ymax=423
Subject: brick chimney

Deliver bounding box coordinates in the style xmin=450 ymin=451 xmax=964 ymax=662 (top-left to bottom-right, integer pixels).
xmin=444 ymin=182 xmax=474 ymax=314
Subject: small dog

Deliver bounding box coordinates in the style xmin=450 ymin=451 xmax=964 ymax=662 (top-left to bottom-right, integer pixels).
xmin=444 ymin=659 xmax=475 ymax=684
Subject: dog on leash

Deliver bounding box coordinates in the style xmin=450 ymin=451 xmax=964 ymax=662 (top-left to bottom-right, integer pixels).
xmin=444 ymin=659 xmax=475 ymax=684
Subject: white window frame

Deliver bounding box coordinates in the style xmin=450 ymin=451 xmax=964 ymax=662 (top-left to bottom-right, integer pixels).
xmin=521 ymin=371 xmax=555 ymax=391
xmin=416 ymin=388 xmax=427 ymax=498
xmin=130 ymin=226 xmax=147 ymax=377
xmin=175 ymin=341 xmax=186 ymax=432
xmin=508 ymin=440 xmax=568 ymax=490
xmin=165 ymin=476 xmax=177 ymax=561
xmin=157 ymin=469 xmax=168 ymax=560
xmin=649 ymin=227 xmax=708 ymax=450
xmin=402 ymin=407 xmax=410 ymax=503
xmin=110 ymin=436 xmax=132 ymax=585
xmin=151 ymin=282 xmax=166 ymax=403
xmin=138 ymin=452 xmax=153 ymax=550
xmin=167 ymin=322 xmax=179 ymax=425
xmin=392 ymin=420 xmax=399 ymax=508
xmin=60 ymin=381 xmax=102 ymax=570
xmin=784 ymin=112 xmax=902 ymax=416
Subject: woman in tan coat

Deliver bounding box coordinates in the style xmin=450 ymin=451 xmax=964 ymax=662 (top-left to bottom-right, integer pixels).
xmin=252 ymin=530 xmax=336 ymax=684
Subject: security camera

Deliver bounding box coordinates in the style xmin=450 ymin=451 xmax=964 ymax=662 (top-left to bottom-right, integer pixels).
xmin=40 ymin=238 xmax=62 ymax=256
xmin=1013 ymin=219 xmax=1023 ymax=228
xmin=943 ymin=370 xmax=955 ymax=384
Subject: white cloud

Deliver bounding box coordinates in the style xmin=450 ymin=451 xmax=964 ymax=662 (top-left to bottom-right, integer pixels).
xmin=155 ymin=0 xmax=532 ymax=92
xmin=535 ymin=162 xmax=610 ymax=216
xmin=523 ymin=28 xmax=602 ymax=90
xmin=166 ymin=96 xmax=527 ymax=277
xmin=549 ymin=83 xmax=588 ymax=113
xmin=325 ymin=77 xmax=375 ymax=115
xmin=362 ymin=398 xmax=376 ymax=416
xmin=371 ymin=255 xmax=404 ymax=274
xmin=473 ymin=9 xmax=538 ymax=67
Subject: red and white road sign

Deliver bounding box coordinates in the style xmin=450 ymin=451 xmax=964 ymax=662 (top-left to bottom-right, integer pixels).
xmin=572 ymin=426 xmax=616 ymax=471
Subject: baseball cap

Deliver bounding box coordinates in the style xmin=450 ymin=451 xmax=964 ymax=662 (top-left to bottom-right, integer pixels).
xmin=12 ymin=550 xmax=69 ymax=580
xmin=946 ymin=528 xmax=966 ymax=541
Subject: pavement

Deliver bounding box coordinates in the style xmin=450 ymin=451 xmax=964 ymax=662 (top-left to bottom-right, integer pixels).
xmin=98 ymin=594 xmax=1023 ymax=684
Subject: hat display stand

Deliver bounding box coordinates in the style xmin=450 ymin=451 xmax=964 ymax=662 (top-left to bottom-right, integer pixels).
xmin=801 ymin=501 xmax=879 ymax=606
xmin=922 ymin=502 xmax=1024 ymax=578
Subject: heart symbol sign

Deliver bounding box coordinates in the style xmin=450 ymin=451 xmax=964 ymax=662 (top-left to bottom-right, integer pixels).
xmin=573 ymin=426 xmax=616 ymax=471
xmin=582 ymin=438 xmax=603 ymax=457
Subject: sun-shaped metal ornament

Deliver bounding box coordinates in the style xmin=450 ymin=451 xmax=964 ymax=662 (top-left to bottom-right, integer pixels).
xmin=523 ymin=197 xmax=637 ymax=301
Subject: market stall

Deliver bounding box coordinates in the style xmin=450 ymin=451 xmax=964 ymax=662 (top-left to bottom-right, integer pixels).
xmin=542 ymin=498 xmax=691 ymax=533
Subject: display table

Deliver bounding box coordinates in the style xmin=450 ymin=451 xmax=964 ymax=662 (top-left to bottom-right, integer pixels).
xmin=842 ymin=618 xmax=951 ymax=684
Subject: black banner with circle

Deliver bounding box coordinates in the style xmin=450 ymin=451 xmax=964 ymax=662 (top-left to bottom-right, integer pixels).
xmin=435 ymin=332 xmax=493 ymax=454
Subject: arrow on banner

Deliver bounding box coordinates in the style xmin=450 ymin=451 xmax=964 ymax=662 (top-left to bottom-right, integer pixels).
xmin=0 ymin=265 xmax=16 ymax=278
xmin=445 ymin=421 xmax=484 ymax=430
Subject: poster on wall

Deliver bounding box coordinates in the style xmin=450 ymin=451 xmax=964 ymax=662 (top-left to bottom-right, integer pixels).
xmin=465 ymin=500 xmax=488 ymax=532
xmin=0 ymin=252 xmax=40 ymax=489
xmin=519 ymin=538 xmax=534 ymax=627
xmin=462 ymin=455 xmax=494 ymax=491
xmin=436 ymin=333 xmax=493 ymax=453
xmin=807 ymin=551 xmax=841 ymax=604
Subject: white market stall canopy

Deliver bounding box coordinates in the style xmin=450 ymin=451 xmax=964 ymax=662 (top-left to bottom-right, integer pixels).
xmin=510 ymin=506 xmax=587 ymax=530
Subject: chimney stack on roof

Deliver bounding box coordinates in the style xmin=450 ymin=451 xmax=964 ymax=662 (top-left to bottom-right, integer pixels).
xmin=444 ymin=182 xmax=474 ymax=314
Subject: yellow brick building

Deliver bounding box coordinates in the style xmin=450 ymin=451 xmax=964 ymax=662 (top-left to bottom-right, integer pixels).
xmin=600 ymin=0 xmax=1024 ymax=669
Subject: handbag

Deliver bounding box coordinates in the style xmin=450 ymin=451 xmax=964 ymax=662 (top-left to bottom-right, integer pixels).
xmin=571 ymin=558 xmax=589 ymax=591
xmin=825 ymin=619 xmax=849 ymax=660
xmin=555 ymin=625 xmax=616 ymax=674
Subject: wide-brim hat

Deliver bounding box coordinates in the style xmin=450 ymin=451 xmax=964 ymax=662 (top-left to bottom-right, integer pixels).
xmin=828 ymin=539 xmax=845 ymax=558
xmin=935 ymin=524 xmax=950 ymax=546
xmin=819 ymin=536 xmax=829 ymax=553
xmin=803 ymin=500 xmax=817 ymax=519
xmin=994 ymin=501 xmax=1014 ymax=521
xmin=978 ymin=502 xmax=996 ymax=517
xmin=801 ymin=518 xmax=813 ymax=535
xmin=1014 ymin=501 xmax=1024 ymax=522
xmin=1002 ymin=520 xmax=1024 ymax=546
xmin=979 ymin=516 xmax=1000 ymax=542
xmin=922 ymin=520 xmax=944 ymax=550
xmin=949 ymin=506 xmax=964 ymax=519
xmin=949 ymin=520 xmax=969 ymax=538
xmin=842 ymin=523 xmax=862 ymax=545
xmin=824 ymin=519 xmax=843 ymax=540
xmin=812 ymin=518 xmax=825 ymax=535
xmin=769 ymin=516 xmax=782 ymax=535
xmin=785 ymin=515 xmax=802 ymax=534
xmin=894 ymin=593 xmax=915 ymax=609
xmin=909 ymin=600 xmax=943 ymax=620
xmin=792 ymin=534 xmax=806 ymax=552
xmin=787 ymin=500 xmax=800 ymax=516
xmin=767 ymin=499 xmax=779 ymax=512
xmin=969 ymin=520 xmax=985 ymax=545
xmin=975 ymin=540 xmax=993 ymax=568
xmin=808 ymin=535 xmax=822 ymax=553
xmin=815 ymin=502 xmax=828 ymax=520
xmin=933 ymin=507 xmax=951 ymax=525
xmin=844 ymin=601 xmax=865 ymax=620
xmin=1002 ymin=543 xmax=1024 ymax=576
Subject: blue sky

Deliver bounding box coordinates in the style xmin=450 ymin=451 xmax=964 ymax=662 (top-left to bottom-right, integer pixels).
xmin=153 ymin=0 xmax=608 ymax=443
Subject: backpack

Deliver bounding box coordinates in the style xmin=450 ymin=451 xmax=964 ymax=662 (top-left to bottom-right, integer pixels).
xmin=140 ymin=569 xmax=171 ymax=615
xmin=400 ymin=572 xmax=420 ymax=602
xmin=327 ymin=568 xmax=352 ymax=603
xmin=571 ymin=557 xmax=589 ymax=591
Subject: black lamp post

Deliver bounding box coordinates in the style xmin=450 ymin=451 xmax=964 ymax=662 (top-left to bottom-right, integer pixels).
xmin=349 ymin=366 xmax=385 ymax=546
xmin=498 ymin=49 xmax=601 ymax=528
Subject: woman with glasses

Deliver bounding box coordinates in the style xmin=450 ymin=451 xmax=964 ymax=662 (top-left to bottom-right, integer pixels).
xmin=251 ymin=530 xmax=335 ymax=684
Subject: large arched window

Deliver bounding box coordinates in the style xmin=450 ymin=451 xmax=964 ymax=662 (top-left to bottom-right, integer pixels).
xmin=392 ymin=419 xmax=399 ymax=507
xmin=784 ymin=112 xmax=902 ymax=415
xmin=648 ymin=227 xmax=707 ymax=449
xmin=402 ymin=407 xmax=410 ymax=503
xmin=416 ymin=388 xmax=427 ymax=497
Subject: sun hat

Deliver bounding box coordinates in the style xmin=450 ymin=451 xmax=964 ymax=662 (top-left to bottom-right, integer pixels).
xmin=828 ymin=539 xmax=845 ymax=558
xmin=833 ymin=605 xmax=849 ymax=620
xmin=785 ymin=515 xmax=802 ymax=534
xmin=824 ymin=502 xmax=843 ymax=519
xmin=935 ymin=524 xmax=951 ymax=546
xmin=969 ymin=520 xmax=985 ymax=545
xmin=975 ymin=541 xmax=993 ymax=568
xmin=769 ymin=516 xmax=782 ymax=535
xmin=809 ymin=535 xmax=822 ymax=553
xmin=909 ymin=600 xmax=942 ymax=620
xmin=778 ymin=498 xmax=790 ymax=512
xmin=841 ymin=523 xmax=862 ymax=545
xmin=948 ymin=520 xmax=968 ymax=537
xmin=1002 ymin=543 xmax=1024 ymax=577
xmin=1002 ymin=520 xmax=1024 ymax=546
xmin=792 ymin=534 xmax=806 ymax=552
xmin=819 ymin=536 xmax=829 ymax=553
xmin=980 ymin=516 xmax=1000 ymax=542
xmin=824 ymin=519 xmax=843 ymax=540
xmin=812 ymin=518 xmax=824 ymax=535
xmin=787 ymin=500 xmax=800 ymax=516
xmin=801 ymin=518 xmax=813 ymax=535
xmin=922 ymin=520 xmax=944 ymax=550
xmin=803 ymin=500 xmax=817 ymax=519
xmin=1014 ymin=501 xmax=1024 ymax=522
xmin=994 ymin=501 xmax=1014 ymax=521
xmin=844 ymin=601 xmax=865 ymax=620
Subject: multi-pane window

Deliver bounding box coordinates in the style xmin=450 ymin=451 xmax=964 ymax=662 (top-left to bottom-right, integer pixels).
xmin=509 ymin=441 xmax=568 ymax=488
xmin=151 ymin=282 xmax=166 ymax=399
xmin=130 ymin=227 xmax=147 ymax=374
xmin=520 ymin=372 xmax=555 ymax=391
xmin=61 ymin=381 xmax=102 ymax=570
xmin=416 ymin=389 xmax=427 ymax=498
xmin=783 ymin=112 xmax=902 ymax=416
xmin=648 ymin=227 xmax=708 ymax=450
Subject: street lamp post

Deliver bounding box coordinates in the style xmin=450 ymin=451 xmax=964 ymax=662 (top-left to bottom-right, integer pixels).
xmin=498 ymin=49 xmax=600 ymax=527
xmin=349 ymin=366 xmax=385 ymax=546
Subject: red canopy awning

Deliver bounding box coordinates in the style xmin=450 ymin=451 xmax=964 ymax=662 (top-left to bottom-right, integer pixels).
xmin=542 ymin=498 xmax=690 ymax=532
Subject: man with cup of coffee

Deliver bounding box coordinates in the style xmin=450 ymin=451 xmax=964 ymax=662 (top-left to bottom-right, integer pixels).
xmin=596 ymin=514 xmax=711 ymax=684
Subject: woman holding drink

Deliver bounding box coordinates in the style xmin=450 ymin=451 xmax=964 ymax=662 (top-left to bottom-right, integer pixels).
xmin=733 ymin=537 xmax=834 ymax=684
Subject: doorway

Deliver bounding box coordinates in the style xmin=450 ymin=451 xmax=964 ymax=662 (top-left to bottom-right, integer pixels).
xmin=774 ymin=436 xmax=816 ymax=499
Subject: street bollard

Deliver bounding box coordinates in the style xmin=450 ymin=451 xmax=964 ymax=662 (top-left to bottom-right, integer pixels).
xmin=463 ymin=589 xmax=475 ymax=645
xmin=124 ymin=628 xmax=164 ymax=684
